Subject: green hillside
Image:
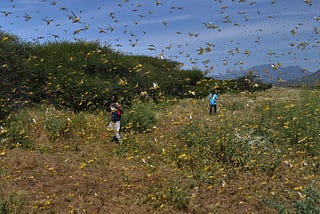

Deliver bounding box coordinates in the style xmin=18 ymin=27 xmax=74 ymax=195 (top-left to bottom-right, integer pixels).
xmin=0 ymin=31 xmax=272 ymax=123
xmin=0 ymin=32 xmax=194 ymax=120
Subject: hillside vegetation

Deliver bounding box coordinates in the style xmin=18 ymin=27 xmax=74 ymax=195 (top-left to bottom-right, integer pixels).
xmin=0 ymin=32 xmax=319 ymax=213
xmin=0 ymin=31 xmax=270 ymax=122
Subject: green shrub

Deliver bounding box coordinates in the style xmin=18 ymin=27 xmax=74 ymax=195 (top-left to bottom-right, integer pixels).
xmin=171 ymin=122 xmax=222 ymax=183
xmin=0 ymin=32 xmax=32 ymax=122
xmin=295 ymin=186 xmax=320 ymax=214
xmin=121 ymin=103 xmax=156 ymax=133
xmin=215 ymin=133 xmax=253 ymax=168
xmin=220 ymin=129 xmax=282 ymax=173
xmin=0 ymin=113 xmax=32 ymax=149
xmin=174 ymin=122 xmax=215 ymax=168
xmin=167 ymin=185 xmax=189 ymax=211
xmin=43 ymin=107 xmax=93 ymax=143
xmin=232 ymin=76 xmax=272 ymax=92
xmin=142 ymin=181 xmax=189 ymax=211
xmin=172 ymin=121 xmax=282 ymax=178
xmin=263 ymin=196 xmax=290 ymax=214
xmin=0 ymin=198 xmax=7 ymax=214
xmin=44 ymin=107 xmax=71 ymax=141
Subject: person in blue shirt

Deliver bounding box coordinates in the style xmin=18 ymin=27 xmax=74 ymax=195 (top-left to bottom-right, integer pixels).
xmin=208 ymin=91 xmax=218 ymax=115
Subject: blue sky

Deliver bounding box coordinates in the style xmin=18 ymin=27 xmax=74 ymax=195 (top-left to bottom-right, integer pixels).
xmin=1 ymin=0 xmax=319 ymax=74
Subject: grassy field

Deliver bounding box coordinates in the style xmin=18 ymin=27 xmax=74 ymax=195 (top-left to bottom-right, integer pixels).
xmin=0 ymin=87 xmax=319 ymax=213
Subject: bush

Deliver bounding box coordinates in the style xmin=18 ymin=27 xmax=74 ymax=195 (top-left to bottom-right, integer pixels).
xmin=295 ymin=185 xmax=320 ymax=214
xmin=263 ymin=196 xmax=290 ymax=213
xmin=0 ymin=32 xmax=32 ymax=122
xmin=0 ymin=198 xmax=7 ymax=214
xmin=215 ymin=129 xmax=282 ymax=173
xmin=142 ymin=181 xmax=189 ymax=211
xmin=0 ymin=112 xmax=32 ymax=149
xmin=233 ymin=76 xmax=272 ymax=92
xmin=173 ymin=122 xmax=212 ymax=167
xmin=44 ymin=107 xmax=73 ymax=141
xmin=173 ymin=120 xmax=282 ymax=175
xmin=170 ymin=122 xmax=223 ymax=184
xmin=43 ymin=107 xmax=99 ymax=144
xmin=121 ymin=102 xmax=156 ymax=133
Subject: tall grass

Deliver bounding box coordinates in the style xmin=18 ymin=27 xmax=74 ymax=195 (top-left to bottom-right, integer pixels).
xmin=0 ymin=88 xmax=319 ymax=213
xmin=0 ymin=193 xmax=25 ymax=214
xmin=256 ymin=90 xmax=320 ymax=157
xmin=0 ymin=106 xmax=106 ymax=152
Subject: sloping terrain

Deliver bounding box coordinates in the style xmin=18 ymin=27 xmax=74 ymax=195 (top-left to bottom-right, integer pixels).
xmin=0 ymin=87 xmax=319 ymax=213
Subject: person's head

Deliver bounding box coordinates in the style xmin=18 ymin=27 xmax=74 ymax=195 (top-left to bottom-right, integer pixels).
xmin=111 ymin=95 xmax=117 ymax=102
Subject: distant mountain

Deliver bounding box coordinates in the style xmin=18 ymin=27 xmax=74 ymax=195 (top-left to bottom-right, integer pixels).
xmin=207 ymin=64 xmax=313 ymax=84
xmin=280 ymin=70 xmax=320 ymax=86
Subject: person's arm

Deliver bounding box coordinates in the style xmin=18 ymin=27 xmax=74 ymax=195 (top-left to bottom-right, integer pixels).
xmin=118 ymin=105 xmax=123 ymax=113
xmin=104 ymin=100 xmax=111 ymax=112
xmin=116 ymin=103 xmax=123 ymax=114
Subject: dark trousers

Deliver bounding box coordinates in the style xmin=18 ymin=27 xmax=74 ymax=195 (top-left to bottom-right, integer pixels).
xmin=210 ymin=104 xmax=217 ymax=115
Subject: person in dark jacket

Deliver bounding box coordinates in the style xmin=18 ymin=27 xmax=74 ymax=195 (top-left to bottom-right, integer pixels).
xmin=105 ymin=95 xmax=123 ymax=144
